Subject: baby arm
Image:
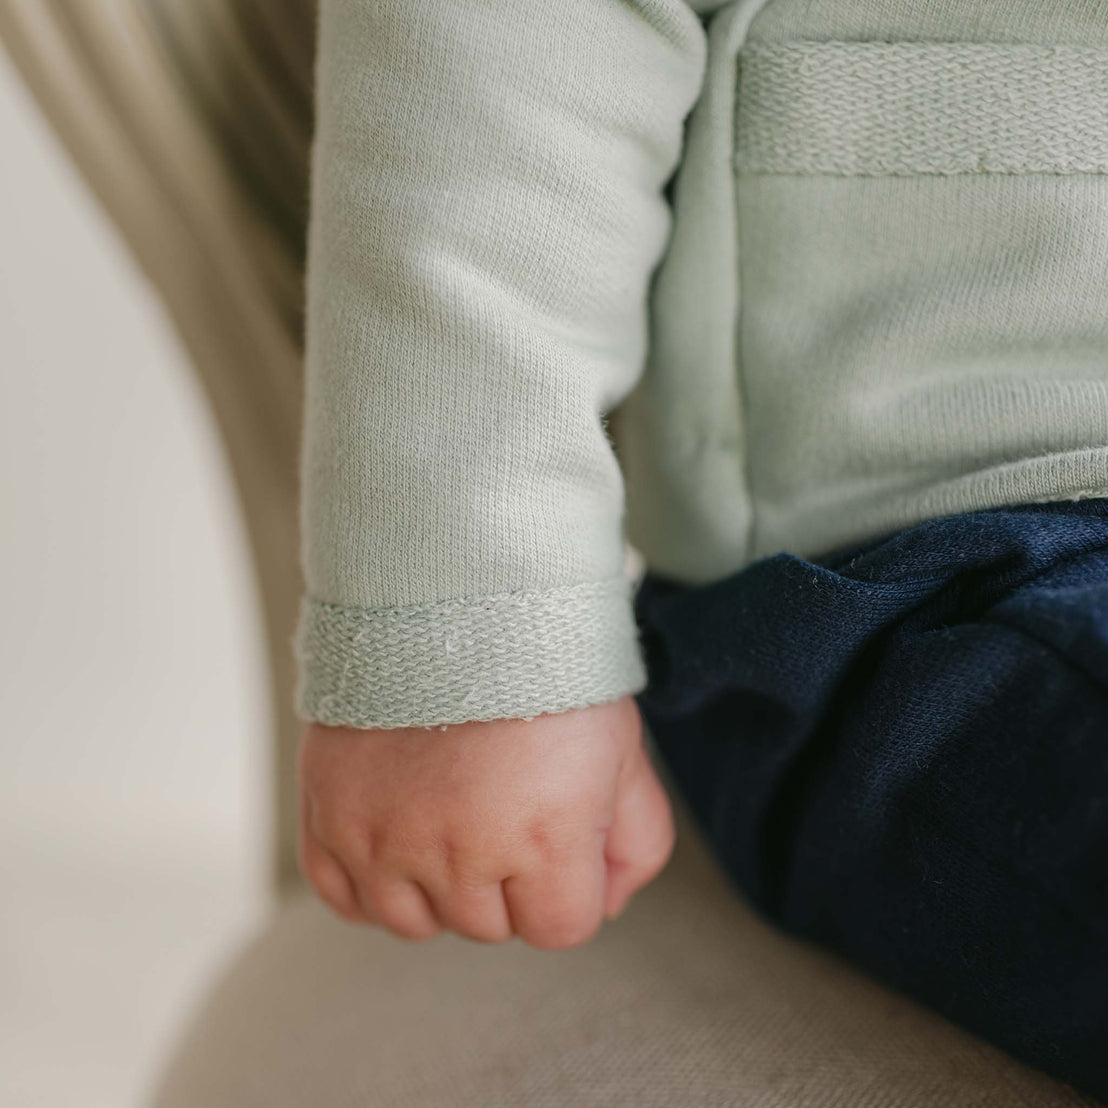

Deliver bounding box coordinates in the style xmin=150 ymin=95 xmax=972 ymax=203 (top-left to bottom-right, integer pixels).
xmin=296 ymin=0 xmax=707 ymax=944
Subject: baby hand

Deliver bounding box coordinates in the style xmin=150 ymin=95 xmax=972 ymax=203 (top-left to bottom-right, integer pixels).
xmin=297 ymin=696 xmax=674 ymax=949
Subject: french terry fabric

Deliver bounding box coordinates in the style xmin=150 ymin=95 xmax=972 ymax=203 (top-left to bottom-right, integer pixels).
xmin=297 ymin=1 xmax=1108 ymax=730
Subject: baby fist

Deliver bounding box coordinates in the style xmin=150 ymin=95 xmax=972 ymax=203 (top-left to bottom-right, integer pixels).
xmin=297 ymin=696 xmax=674 ymax=949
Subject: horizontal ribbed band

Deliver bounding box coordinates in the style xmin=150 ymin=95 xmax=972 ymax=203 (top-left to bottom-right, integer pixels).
xmin=735 ymin=42 xmax=1108 ymax=177
xmin=295 ymin=576 xmax=648 ymax=730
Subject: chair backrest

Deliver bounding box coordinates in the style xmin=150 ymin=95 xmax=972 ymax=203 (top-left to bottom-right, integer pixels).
xmin=0 ymin=0 xmax=317 ymax=892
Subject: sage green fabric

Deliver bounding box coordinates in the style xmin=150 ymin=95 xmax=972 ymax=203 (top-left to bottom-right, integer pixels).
xmin=297 ymin=0 xmax=712 ymax=728
xmin=298 ymin=0 xmax=1108 ymax=729
xmin=617 ymin=0 xmax=1108 ymax=581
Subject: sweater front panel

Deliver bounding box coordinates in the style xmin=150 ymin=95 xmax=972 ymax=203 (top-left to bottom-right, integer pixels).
xmin=617 ymin=1 xmax=1108 ymax=582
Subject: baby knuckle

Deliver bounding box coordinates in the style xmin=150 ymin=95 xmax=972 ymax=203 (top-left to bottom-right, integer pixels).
xmin=444 ymin=850 xmax=499 ymax=894
xmin=437 ymin=835 xmax=468 ymax=879
xmin=383 ymin=832 xmax=449 ymax=884
xmin=361 ymin=821 xmax=436 ymax=875
xmin=450 ymin=870 xmax=492 ymax=900
xmin=523 ymin=819 xmax=556 ymax=857
xmin=522 ymin=816 xmax=581 ymax=866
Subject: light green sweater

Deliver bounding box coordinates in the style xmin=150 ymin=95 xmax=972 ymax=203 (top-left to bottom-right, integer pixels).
xmin=296 ymin=0 xmax=1108 ymax=730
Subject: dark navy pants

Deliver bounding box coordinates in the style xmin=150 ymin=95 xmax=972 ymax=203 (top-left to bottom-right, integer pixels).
xmin=632 ymin=499 xmax=1108 ymax=1101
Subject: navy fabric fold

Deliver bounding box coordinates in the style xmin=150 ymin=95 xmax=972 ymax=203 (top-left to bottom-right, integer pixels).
xmin=634 ymin=498 xmax=1108 ymax=1100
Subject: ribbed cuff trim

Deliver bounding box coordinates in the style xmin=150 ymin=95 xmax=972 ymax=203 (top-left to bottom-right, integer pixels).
xmin=295 ymin=576 xmax=648 ymax=730
xmin=735 ymin=42 xmax=1108 ymax=177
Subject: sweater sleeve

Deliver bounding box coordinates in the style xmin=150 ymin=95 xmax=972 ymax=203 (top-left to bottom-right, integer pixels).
xmin=295 ymin=0 xmax=707 ymax=729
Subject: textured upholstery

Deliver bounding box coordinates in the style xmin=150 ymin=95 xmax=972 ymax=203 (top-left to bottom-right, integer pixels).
xmin=149 ymin=808 xmax=1096 ymax=1107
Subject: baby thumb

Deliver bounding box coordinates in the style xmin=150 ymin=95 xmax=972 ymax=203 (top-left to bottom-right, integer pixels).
xmin=602 ymin=752 xmax=675 ymax=920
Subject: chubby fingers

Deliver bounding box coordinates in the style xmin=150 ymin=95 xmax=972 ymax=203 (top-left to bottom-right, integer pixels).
xmin=413 ymin=880 xmax=510 ymax=944
xmin=300 ymin=785 xmax=619 ymax=949
xmin=355 ymin=874 xmax=441 ymax=941
xmin=297 ymin=819 xmax=366 ymax=925
xmin=503 ymin=843 xmax=607 ymax=950
xmin=301 ymin=826 xmax=443 ymax=940
xmin=303 ymin=808 xmax=652 ymax=947
xmin=360 ymin=839 xmax=604 ymax=949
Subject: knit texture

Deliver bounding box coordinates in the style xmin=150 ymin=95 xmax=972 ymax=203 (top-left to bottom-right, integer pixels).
xmin=298 ymin=0 xmax=707 ymax=728
xmin=300 ymin=0 xmax=1108 ymax=728
xmin=297 ymin=577 xmax=646 ymax=729
xmin=735 ymin=43 xmax=1108 ymax=176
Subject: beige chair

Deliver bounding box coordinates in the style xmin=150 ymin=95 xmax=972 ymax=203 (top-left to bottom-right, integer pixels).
xmin=1 ymin=4 xmax=1097 ymax=1104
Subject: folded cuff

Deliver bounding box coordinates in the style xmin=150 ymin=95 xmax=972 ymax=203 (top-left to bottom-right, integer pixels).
xmin=295 ymin=576 xmax=648 ymax=729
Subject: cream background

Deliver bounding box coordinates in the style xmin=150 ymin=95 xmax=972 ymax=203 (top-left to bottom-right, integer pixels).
xmin=0 ymin=50 xmax=271 ymax=1108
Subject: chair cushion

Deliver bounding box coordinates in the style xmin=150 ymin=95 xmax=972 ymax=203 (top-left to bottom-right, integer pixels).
xmin=149 ymin=817 xmax=1095 ymax=1107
